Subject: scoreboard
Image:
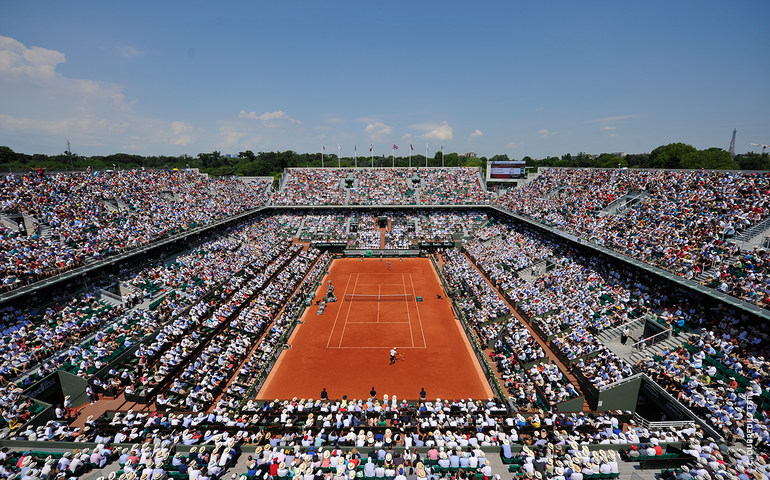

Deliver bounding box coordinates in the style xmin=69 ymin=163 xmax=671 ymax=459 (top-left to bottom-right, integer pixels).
xmin=487 ymin=160 xmax=526 ymax=181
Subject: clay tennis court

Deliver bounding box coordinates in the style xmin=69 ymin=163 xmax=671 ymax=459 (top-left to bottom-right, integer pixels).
xmin=257 ymin=257 xmax=494 ymax=401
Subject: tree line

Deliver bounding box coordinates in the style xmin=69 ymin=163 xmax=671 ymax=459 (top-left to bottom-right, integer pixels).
xmin=523 ymin=143 xmax=769 ymax=171
xmin=0 ymin=143 xmax=767 ymax=179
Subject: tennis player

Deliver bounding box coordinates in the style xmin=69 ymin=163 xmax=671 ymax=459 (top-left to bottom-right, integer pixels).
xmin=389 ymin=347 xmax=398 ymax=364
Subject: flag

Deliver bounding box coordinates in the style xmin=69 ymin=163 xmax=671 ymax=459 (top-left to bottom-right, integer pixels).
xmin=441 ymin=144 xmax=444 ymax=151
xmin=369 ymin=144 xmax=373 ymax=152
xmin=322 ymin=145 xmax=325 ymax=151
xmin=410 ymin=144 xmax=414 ymax=151
xmin=393 ymin=144 xmax=399 ymax=150
xmin=338 ymin=144 xmax=341 ymax=150
xmin=354 ymin=145 xmax=357 ymax=152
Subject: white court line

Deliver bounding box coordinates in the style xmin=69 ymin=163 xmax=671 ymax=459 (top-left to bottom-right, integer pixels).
xmin=327 ymin=345 xmax=428 ymax=349
xmin=403 ymin=273 xmax=415 ymax=348
xmin=356 ymin=273 xmax=407 ymax=275
xmin=376 ymin=285 xmax=381 ymax=323
xmin=326 ymin=273 xmax=354 ymax=348
xmin=337 ymin=272 xmax=361 ymax=348
xmin=409 ymin=273 xmax=428 ymax=348
xmin=343 ymin=321 xmax=410 ymax=324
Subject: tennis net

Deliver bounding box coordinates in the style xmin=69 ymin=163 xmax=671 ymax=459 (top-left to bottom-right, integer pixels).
xmin=343 ymin=293 xmax=414 ymax=301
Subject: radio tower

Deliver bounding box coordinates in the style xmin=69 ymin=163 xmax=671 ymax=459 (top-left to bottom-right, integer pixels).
xmin=729 ymin=129 xmax=736 ymax=159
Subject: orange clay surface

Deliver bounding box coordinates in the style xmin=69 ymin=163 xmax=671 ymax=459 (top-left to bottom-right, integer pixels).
xmin=257 ymin=257 xmax=494 ymax=401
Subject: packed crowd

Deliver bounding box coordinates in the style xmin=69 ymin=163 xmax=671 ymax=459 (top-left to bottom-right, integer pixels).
xmin=217 ymin=250 xmax=331 ymax=414
xmin=348 ymin=169 xmax=417 ymax=206
xmin=0 ymin=438 xmax=242 ymax=480
xmin=272 ymin=170 xmax=348 ymax=206
xmin=9 ymin=402 xmax=734 ymax=461
xmin=497 ymin=168 xmax=770 ymax=308
xmin=463 ymin=222 xmax=556 ymax=282
xmin=0 ymin=214 xmax=335 ymax=437
xmin=637 ymin=329 xmax=769 ymax=443
xmin=2 ymin=416 xmax=766 ymax=480
xmin=4 ymin=166 xmax=770 ymax=312
xmin=439 ymin=249 xmax=575 ymax=409
xmin=384 ymin=216 xmax=413 ymax=250
xmin=298 ymin=215 xmax=348 ymax=243
xmin=462 ymin=220 xmax=640 ymax=391
xmin=0 ymin=294 xmax=122 ymax=384
xmin=272 ymin=168 xmax=488 ymax=206
xmin=1 ymin=191 xmax=768 ymax=479
xmin=0 ymin=170 xmax=269 ymax=291
xmin=418 ymin=212 xmax=486 ymax=244
xmin=525 ymin=363 xmax=580 ymax=406
xmin=419 ymin=169 xmax=491 ymax=206
xmin=350 ymin=215 xmax=381 ymax=249
xmin=109 ymin=220 xmax=315 ymax=408
xmin=285 ymin=211 xmax=491 ymax=250
xmin=56 ymin=309 xmax=162 ymax=379
xmin=159 ymin=244 xmax=319 ymax=412
xmin=655 ymin=437 xmax=769 ymax=480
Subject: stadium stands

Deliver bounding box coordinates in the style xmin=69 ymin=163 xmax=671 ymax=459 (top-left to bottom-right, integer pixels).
xmin=497 ymin=168 xmax=770 ymax=308
xmin=273 ymin=168 xmax=489 ymax=206
xmin=0 ymin=170 xmax=270 ymax=291
xmin=0 ymin=165 xmax=768 ymax=480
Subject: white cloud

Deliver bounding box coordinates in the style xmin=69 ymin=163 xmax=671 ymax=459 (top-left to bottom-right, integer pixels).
xmin=538 ymin=129 xmax=554 ymax=138
xmin=610 ymin=133 xmax=619 ymax=137
xmin=600 ymin=126 xmax=616 ymax=131
xmin=323 ymin=114 xmax=345 ymax=124
xmin=115 ymin=45 xmax=144 ymax=58
xmin=0 ymin=35 xmax=65 ymax=83
xmin=411 ymin=121 xmax=454 ymax=141
xmin=364 ymin=121 xmax=392 ymax=140
xmin=470 ymin=129 xmax=483 ymax=138
xmin=238 ymin=110 xmax=301 ymax=127
xmin=506 ymin=141 xmax=520 ymax=149
xmin=586 ymin=113 xmax=646 ymax=124
xmin=402 ymin=133 xmax=413 ymax=139
xmin=0 ymin=113 xmax=124 ymax=138
xmin=218 ymin=126 xmax=244 ymax=148
xmin=0 ymin=35 xmax=205 ymax=154
xmin=170 ymin=121 xmax=194 ymax=145
xmin=216 ymin=110 xmax=307 ymax=151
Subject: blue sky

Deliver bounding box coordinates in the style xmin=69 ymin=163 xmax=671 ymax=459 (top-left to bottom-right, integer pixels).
xmin=1 ymin=1 xmax=769 ymax=159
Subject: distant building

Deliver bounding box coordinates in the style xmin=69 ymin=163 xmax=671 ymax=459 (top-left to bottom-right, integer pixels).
xmin=589 ymin=152 xmax=627 ymax=159
xmin=463 ymin=152 xmax=477 ymax=158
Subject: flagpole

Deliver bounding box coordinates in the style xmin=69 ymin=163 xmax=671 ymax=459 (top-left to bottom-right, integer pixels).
xmin=322 ymin=145 xmax=324 ymax=168
xmin=409 ymin=147 xmax=411 ymax=168
xmin=338 ymin=144 xmax=341 ymax=168
xmin=392 ymin=146 xmax=394 ymax=168
xmin=370 ymin=145 xmax=373 ymax=168
xmin=354 ymin=145 xmax=357 ymax=168
xmin=441 ymin=145 xmax=445 ymax=167
xmin=425 ymin=144 xmax=429 ymax=168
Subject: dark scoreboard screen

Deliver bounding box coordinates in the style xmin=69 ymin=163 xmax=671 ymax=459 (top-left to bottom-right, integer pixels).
xmin=489 ymin=160 xmax=526 ymax=179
